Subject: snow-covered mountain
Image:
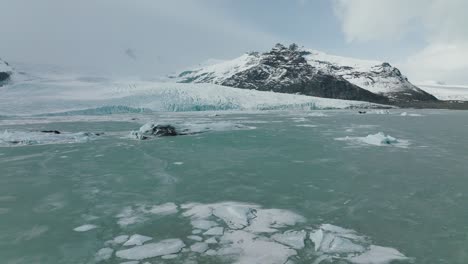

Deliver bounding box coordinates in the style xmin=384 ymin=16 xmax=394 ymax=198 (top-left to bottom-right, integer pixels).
xmin=0 ymin=58 xmax=13 ymax=86
xmin=174 ymin=44 xmax=437 ymax=104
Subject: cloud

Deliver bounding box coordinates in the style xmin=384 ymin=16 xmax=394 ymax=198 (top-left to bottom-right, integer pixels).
xmin=0 ymin=0 xmax=280 ymax=76
xmin=333 ymin=0 xmax=468 ymax=83
xmin=404 ymin=42 xmax=468 ymax=83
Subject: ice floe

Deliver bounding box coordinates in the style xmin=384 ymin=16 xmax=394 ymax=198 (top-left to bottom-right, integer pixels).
xmin=187 ymin=235 xmax=203 ymax=242
xmin=0 ymin=130 xmax=101 ymax=147
xmin=113 ymin=235 xmax=130 ymax=244
xmin=73 ymin=224 xmax=97 ymax=232
xmin=129 ymin=121 xmax=255 ymax=140
xmin=335 ymin=132 xmax=409 ymax=148
xmin=116 ymin=203 xmax=178 ymax=227
xmin=203 ymin=226 xmax=224 ymax=236
xmin=116 ymin=239 xmax=185 ymax=260
xmin=95 ymin=247 xmax=114 ymax=261
xmin=271 ymin=230 xmax=307 ymax=249
xmin=101 ymin=201 xmax=410 ymax=264
xmin=123 ymin=234 xmax=153 ymax=246
xmin=190 ymin=242 xmax=209 ymax=253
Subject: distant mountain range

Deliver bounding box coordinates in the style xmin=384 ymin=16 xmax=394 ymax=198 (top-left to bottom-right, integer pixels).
xmin=173 ymin=43 xmax=438 ymax=105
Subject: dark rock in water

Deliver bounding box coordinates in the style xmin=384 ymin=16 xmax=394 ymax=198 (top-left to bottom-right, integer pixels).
xmin=0 ymin=59 xmax=13 ymax=86
xmin=41 ymin=130 xmax=61 ymax=134
xmin=82 ymin=132 xmax=104 ymax=137
xmin=358 ymin=111 xmax=367 ymax=114
xmin=149 ymin=125 xmax=178 ymax=137
xmin=0 ymin=72 xmax=10 ymax=83
xmin=131 ymin=124 xmax=180 ymax=140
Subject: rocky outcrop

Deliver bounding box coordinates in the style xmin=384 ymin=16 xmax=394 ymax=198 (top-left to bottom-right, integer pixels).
xmin=175 ymin=44 xmax=438 ymax=104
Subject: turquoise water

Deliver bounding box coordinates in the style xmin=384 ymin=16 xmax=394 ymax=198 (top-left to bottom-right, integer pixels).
xmin=0 ymin=110 xmax=467 ymax=264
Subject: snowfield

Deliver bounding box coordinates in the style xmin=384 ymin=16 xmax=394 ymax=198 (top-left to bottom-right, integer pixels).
xmin=417 ymin=84 xmax=468 ymax=101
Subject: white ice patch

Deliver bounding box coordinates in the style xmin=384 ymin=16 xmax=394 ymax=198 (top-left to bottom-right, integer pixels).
xmin=73 ymin=224 xmax=97 ymax=232
xmin=310 ymin=224 xmax=408 ymax=264
xmin=116 ymin=239 xmax=185 ymax=260
xmin=335 ymin=132 xmax=409 ymax=148
xmin=123 ymin=234 xmax=153 ymax=246
xmin=187 ymin=235 xmax=203 ymax=242
xmin=95 ymin=248 xmax=114 ymax=262
xmin=203 ymin=227 xmax=224 ymax=236
xmin=401 ymin=112 xmax=423 ymax=117
xmin=271 ymin=230 xmax=307 ymax=249
xmin=348 ymin=245 xmax=409 ymax=264
xmin=296 ymin=124 xmax=317 ymax=128
xmin=190 ymin=219 xmax=219 ymax=230
xmin=113 ymin=235 xmax=130 ymax=245
xmin=147 ymin=203 xmax=178 ymax=215
xmin=218 ymin=230 xmax=297 ymax=264
xmin=190 ymin=242 xmax=209 ymax=253
xmin=161 ymin=254 xmax=178 ymax=259
xmin=116 ymin=203 xmax=177 ymax=227
xmin=0 ymin=130 xmax=100 ymax=147
xmin=104 ymin=201 xmax=409 ymax=264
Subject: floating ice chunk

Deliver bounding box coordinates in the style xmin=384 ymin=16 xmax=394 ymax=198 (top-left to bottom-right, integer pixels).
xmin=190 ymin=219 xmax=219 ymax=230
xmin=245 ymin=209 xmax=306 ymax=233
xmin=73 ymin=224 xmax=97 ymax=232
xmin=116 ymin=239 xmax=185 ymax=260
xmin=335 ymin=132 xmax=409 ymax=148
xmin=120 ymin=261 xmax=139 ymax=264
xmin=401 ymin=112 xmax=422 ymax=117
xmin=113 ymin=235 xmax=130 ymax=244
xmin=0 ymin=130 xmax=101 ymax=147
xmin=116 ymin=206 xmax=145 ymax=227
xmin=347 ymin=245 xmax=409 ymax=264
xmin=205 ymin=249 xmax=217 ymax=256
xmin=190 ymin=242 xmax=209 ymax=253
xmin=187 ymin=235 xmax=203 ymax=242
xmin=211 ymin=202 xmax=259 ymax=229
xmin=218 ymin=230 xmax=297 ymax=264
xmin=271 ymin=230 xmax=307 ymax=249
xmin=95 ymin=247 xmax=114 ymax=262
xmin=205 ymin=237 xmax=218 ymax=244
xmin=147 ymin=203 xmax=178 ymax=215
xmin=292 ymin=117 xmax=308 ymax=122
xmin=161 ymin=254 xmax=178 ymax=259
xmin=173 ymin=162 xmax=184 ymax=165
xmin=203 ymin=227 xmax=224 ymax=236
xmin=123 ymin=234 xmax=153 ymax=246
xmin=192 ymin=229 xmax=202 ymax=234
xmin=296 ymin=124 xmax=317 ymax=128
xmin=310 ymin=224 xmax=366 ymax=254
xmin=307 ymin=112 xmax=328 ymax=117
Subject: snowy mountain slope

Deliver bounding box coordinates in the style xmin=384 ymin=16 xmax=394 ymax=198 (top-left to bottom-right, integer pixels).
xmin=174 ymin=44 xmax=437 ymax=104
xmin=417 ymin=83 xmax=468 ymax=101
xmin=304 ymin=50 xmax=436 ymax=102
xmin=0 ymin=77 xmax=389 ymax=116
xmin=0 ymin=58 xmax=13 ymax=86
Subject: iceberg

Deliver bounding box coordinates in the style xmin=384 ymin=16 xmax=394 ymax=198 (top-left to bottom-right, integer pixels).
xmin=335 ymin=132 xmax=409 ymax=148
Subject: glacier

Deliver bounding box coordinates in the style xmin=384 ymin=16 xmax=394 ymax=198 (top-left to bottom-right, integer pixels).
xmin=0 ymin=77 xmax=390 ymax=116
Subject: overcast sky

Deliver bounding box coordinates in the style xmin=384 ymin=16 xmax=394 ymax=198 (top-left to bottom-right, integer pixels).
xmin=1 ymin=0 xmax=467 ymax=84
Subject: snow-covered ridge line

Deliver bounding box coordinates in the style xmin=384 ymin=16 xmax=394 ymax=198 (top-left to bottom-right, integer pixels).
xmin=174 ymin=43 xmax=437 ymax=103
